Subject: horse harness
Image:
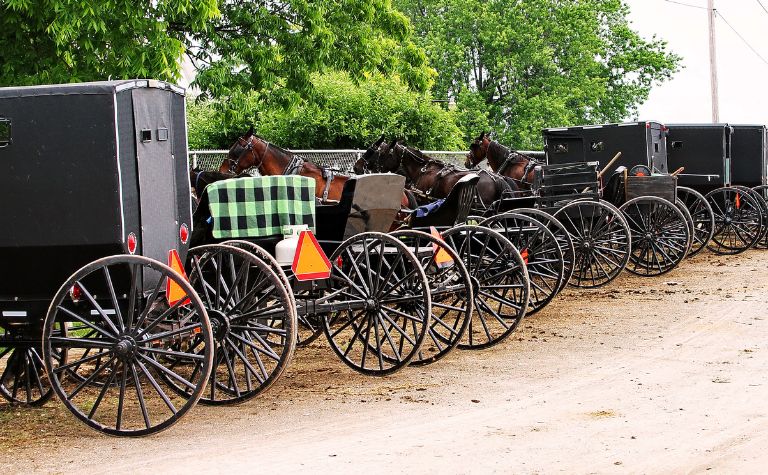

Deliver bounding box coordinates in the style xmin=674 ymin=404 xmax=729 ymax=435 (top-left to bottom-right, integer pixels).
xmin=281 ymin=148 xmax=337 ymax=202
xmin=496 ymin=148 xmax=538 ymax=188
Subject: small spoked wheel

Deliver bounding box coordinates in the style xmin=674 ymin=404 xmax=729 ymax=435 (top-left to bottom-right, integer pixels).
xmin=705 ymin=187 xmax=763 ymax=254
xmin=442 ymin=225 xmax=530 ymax=350
xmin=186 ymin=244 xmax=296 ymax=405
xmin=0 ymin=324 xmax=65 ymax=406
xmin=619 ymin=197 xmax=690 ymax=276
xmin=322 ymin=232 xmax=431 ymax=376
xmin=390 ymin=229 xmax=473 ymax=366
xmin=43 ymin=255 xmax=214 ymax=436
xmin=554 ymin=200 xmax=631 ymax=288
xmin=752 ymin=185 xmax=768 ymax=248
xmin=479 ymin=213 xmax=564 ymax=315
xmin=677 ymin=187 xmax=715 ymax=256
xmin=513 ymin=208 xmax=575 ymax=295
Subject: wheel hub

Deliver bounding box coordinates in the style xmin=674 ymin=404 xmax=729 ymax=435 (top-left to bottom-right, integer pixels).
xmin=208 ymin=309 xmax=231 ymax=342
xmin=114 ymin=336 xmax=137 ymax=360
xmin=365 ymin=298 xmax=379 ymax=312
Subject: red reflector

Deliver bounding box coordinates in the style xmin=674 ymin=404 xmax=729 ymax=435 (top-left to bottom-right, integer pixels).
xmin=735 ymin=193 xmax=741 ymax=209
xmin=336 ymin=255 xmax=343 ymax=267
xmin=180 ymin=224 xmax=189 ymax=244
xmin=127 ymin=233 xmax=137 ymax=254
xmin=70 ymin=284 xmax=82 ymax=303
xmin=521 ymin=248 xmax=529 ymax=264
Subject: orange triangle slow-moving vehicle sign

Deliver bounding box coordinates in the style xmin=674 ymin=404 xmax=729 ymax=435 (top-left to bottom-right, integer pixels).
xmin=430 ymin=226 xmax=454 ymax=268
xmin=166 ymin=249 xmax=191 ymax=306
xmin=292 ymin=230 xmax=332 ymax=281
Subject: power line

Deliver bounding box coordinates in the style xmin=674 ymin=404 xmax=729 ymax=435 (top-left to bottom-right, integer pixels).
xmin=757 ymin=0 xmax=768 ymax=16
xmin=716 ymin=10 xmax=768 ymax=66
xmin=663 ymin=0 xmax=707 ymax=10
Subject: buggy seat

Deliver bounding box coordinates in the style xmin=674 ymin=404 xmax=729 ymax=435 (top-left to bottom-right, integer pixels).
xmin=409 ymin=173 xmax=479 ymax=229
xmin=191 ymin=175 xmax=317 ymax=253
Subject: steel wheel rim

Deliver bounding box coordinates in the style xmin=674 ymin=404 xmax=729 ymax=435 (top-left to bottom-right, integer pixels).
xmin=443 ymin=226 xmax=530 ymax=350
xmin=186 ymin=244 xmax=296 ymax=405
xmin=391 ymin=230 xmax=473 ymax=366
xmin=43 ymin=255 xmax=214 ymax=436
xmin=620 ymin=197 xmax=689 ymax=276
xmin=705 ymin=187 xmax=762 ymax=254
xmin=322 ymin=232 xmax=431 ymax=376
xmin=554 ymin=200 xmax=631 ymax=288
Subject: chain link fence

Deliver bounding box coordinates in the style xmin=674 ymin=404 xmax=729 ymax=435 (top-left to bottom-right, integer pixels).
xmin=189 ymin=149 xmax=472 ymax=174
xmin=189 ymin=148 xmax=544 ymax=174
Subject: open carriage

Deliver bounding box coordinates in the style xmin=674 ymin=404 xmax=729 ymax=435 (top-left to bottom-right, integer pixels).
xmin=666 ymin=124 xmax=767 ymax=254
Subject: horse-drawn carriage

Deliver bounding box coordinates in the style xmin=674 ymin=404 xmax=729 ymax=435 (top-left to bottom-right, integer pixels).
xmin=666 ymin=123 xmax=767 ymax=254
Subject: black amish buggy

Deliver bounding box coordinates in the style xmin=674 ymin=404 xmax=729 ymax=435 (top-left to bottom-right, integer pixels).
xmin=0 ymin=80 xmax=299 ymax=437
xmin=666 ymin=123 xmax=767 ymax=253
xmin=542 ymin=121 xmax=669 ymax=175
xmin=537 ymin=121 xmax=694 ymax=279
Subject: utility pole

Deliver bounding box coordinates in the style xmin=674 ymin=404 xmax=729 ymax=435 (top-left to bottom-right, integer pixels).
xmin=708 ymin=0 xmax=720 ymax=123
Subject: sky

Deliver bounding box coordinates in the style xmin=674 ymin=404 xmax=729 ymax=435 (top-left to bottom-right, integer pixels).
xmin=625 ymin=0 xmax=768 ymax=124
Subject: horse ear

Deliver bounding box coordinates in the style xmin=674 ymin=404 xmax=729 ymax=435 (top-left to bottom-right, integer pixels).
xmin=375 ymin=134 xmax=385 ymax=146
xmin=245 ymin=126 xmax=254 ymax=138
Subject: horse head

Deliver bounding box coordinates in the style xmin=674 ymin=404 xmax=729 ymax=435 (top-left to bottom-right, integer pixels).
xmin=353 ymin=135 xmax=388 ymax=174
xmin=465 ymin=131 xmax=490 ymax=168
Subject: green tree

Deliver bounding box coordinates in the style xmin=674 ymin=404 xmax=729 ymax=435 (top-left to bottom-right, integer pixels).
xmin=0 ymin=0 xmax=218 ymax=85
xmin=394 ymin=0 xmax=681 ymax=148
xmin=187 ymin=71 xmax=463 ymax=150
xmin=1 ymin=0 xmax=433 ymax=98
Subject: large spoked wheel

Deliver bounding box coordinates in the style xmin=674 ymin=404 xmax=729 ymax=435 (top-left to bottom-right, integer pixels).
xmin=222 ymin=240 xmax=320 ymax=346
xmin=43 ymin=255 xmax=214 ymax=436
xmin=752 ymin=185 xmax=768 ymax=248
xmin=705 ymin=187 xmax=762 ymax=254
xmin=479 ymin=213 xmax=564 ymax=315
xmin=186 ymin=245 xmax=296 ymax=405
xmin=619 ymin=197 xmax=690 ymax=276
xmin=322 ymin=232 xmax=431 ymax=376
xmin=0 ymin=324 xmax=65 ymax=406
xmin=514 ymin=208 xmax=575 ymax=295
xmin=677 ymin=187 xmax=715 ymax=256
xmin=390 ymin=230 xmax=473 ymax=366
xmin=442 ymin=225 xmax=530 ymax=350
xmin=554 ymin=200 xmax=631 ymax=288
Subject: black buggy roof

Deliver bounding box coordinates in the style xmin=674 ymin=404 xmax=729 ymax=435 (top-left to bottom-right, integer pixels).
xmin=0 ymin=79 xmax=185 ymax=99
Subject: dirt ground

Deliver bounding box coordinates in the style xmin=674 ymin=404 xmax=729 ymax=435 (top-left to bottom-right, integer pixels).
xmin=1 ymin=249 xmax=766 ymax=474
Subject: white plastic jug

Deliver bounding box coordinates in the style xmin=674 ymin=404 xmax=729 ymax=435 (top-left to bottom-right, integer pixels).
xmin=275 ymin=224 xmax=309 ymax=266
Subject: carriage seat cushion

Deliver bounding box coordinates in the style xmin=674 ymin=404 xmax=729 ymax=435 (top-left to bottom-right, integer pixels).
xmin=413 ymin=198 xmax=446 ymax=218
xmin=206 ymin=176 xmax=316 ymax=238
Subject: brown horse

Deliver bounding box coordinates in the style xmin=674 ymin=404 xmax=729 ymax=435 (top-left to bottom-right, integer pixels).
xmin=222 ymin=128 xmax=349 ymax=202
xmin=465 ymin=132 xmax=539 ymax=192
xmin=367 ymin=141 xmax=515 ymax=210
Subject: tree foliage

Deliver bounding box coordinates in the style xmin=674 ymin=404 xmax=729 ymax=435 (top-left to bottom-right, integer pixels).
xmin=187 ymin=71 xmax=462 ymax=150
xmin=0 ymin=0 xmax=433 ymax=98
xmin=394 ymin=0 xmax=681 ymax=148
xmin=0 ymin=0 xmax=218 ymax=85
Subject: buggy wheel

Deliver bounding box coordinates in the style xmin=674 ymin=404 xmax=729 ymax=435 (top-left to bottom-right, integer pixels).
xmin=390 ymin=230 xmax=473 ymax=366
xmin=513 ymin=208 xmax=575 ymax=295
xmin=619 ymin=197 xmax=690 ymax=276
xmin=186 ymin=245 xmax=296 ymax=405
xmin=442 ymin=226 xmax=530 ymax=350
xmin=322 ymin=232 xmax=431 ymax=376
xmin=705 ymin=187 xmax=762 ymax=254
xmin=677 ymin=186 xmax=715 ymax=256
xmin=554 ymin=200 xmax=631 ymax=288
xmin=752 ymin=185 xmax=768 ymax=248
xmin=222 ymin=240 xmax=320 ymax=345
xmin=0 ymin=324 xmax=65 ymax=406
xmin=479 ymin=213 xmax=564 ymax=314
xmin=43 ymin=255 xmax=213 ymax=436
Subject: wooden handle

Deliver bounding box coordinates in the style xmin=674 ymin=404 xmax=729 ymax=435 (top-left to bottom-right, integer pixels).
xmin=671 ymin=167 xmax=685 ymax=176
xmin=597 ymin=152 xmax=623 ymax=179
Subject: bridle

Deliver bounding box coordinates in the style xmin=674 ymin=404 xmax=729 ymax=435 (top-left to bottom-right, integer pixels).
xmin=227 ymin=135 xmax=269 ymax=174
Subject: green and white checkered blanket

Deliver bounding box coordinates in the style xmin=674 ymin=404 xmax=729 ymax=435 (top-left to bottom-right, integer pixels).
xmin=206 ymin=176 xmax=316 ymax=238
